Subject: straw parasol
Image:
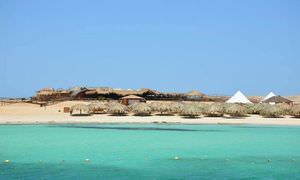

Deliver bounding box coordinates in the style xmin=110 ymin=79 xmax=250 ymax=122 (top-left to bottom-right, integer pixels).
xmin=224 ymin=104 xmax=247 ymax=117
xmin=70 ymin=104 xmax=91 ymax=116
xmin=290 ymin=105 xmax=300 ymax=118
xmin=149 ymin=102 xmax=172 ymax=115
xmin=277 ymin=103 xmax=292 ymax=115
xmin=260 ymin=105 xmax=283 ymax=118
xmin=169 ymin=102 xmax=185 ymax=114
xmin=107 ymin=102 xmax=129 ymax=115
xmin=203 ymin=103 xmax=225 ymax=117
xmin=180 ymin=104 xmax=201 ymax=118
xmin=245 ymin=103 xmax=269 ymax=114
xmin=88 ymin=102 xmax=108 ymax=114
xmin=129 ymin=103 xmax=152 ymax=116
xmin=194 ymin=102 xmax=209 ymax=114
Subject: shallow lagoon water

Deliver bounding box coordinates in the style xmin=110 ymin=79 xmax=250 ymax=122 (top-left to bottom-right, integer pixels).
xmin=0 ymin=124 xmax=300 ymax=179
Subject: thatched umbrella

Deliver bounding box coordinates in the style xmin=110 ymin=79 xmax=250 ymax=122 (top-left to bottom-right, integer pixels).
xmin=203 ymin=103 xmax=225 ymax=117
xmin=260 ymin=105 xmax=283 ymax=118
xmin=107 ymin=102 xmax=129 ymax=115
xmin=70 ymin=104 xmax=91 ymax=116
xmin=245 ymin=103 xmax=268 ymax=114
xmin=149 ymin=102 xmax=172 ymax=115
xmin=277 ymin=103 xmax=292 ymax=115
xmin=290 ymin=105 xmax=300 ymax=118
xmin=180 ymin=104 xmax=201 ymax=118
xmin=194 ymin=103 xmax=209 ymax=114
xmin=169 ymin=102 xmax=185 ymax=114
xmin=129 ymin=103 xmax=152 ymax=116
xmin=224 ymin=103 xmax=247 ymax=117
xmin=88 ymin=102 xmax=108 ymax=114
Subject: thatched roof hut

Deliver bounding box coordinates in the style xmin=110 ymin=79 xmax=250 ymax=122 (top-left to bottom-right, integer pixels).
xmin=70 ymin=104 xmax=91 ymax=116
xmin=83 ymin=88 xmax=161 ymax=100
xmin=129 ymin=103 xmax=152 ymax=116
xmin=35 ymin=87 xmax=71 ymax=101
xmin=120 ymin=95 xmax=146 ymax=105
xmin=262 ymin=96 xmax=293 ymax=105
xmin=186 ymin=90 xmax=205 ymax=101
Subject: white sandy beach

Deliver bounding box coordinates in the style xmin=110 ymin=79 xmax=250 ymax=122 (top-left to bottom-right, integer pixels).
xmin=1 ymin=101 xmax=300 ymax=126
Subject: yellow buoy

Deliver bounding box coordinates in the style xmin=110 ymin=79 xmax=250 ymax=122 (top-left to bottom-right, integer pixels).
xmin=84 ymin=159 xmax=91 ymax=163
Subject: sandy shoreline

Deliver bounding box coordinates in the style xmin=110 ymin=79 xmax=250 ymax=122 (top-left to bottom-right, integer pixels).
xmin=1 ymin=113 xmax=300 ymax=126
xmin=1 ymin=102 xmax=300 ymax=126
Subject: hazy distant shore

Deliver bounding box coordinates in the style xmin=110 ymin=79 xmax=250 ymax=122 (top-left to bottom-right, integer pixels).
xmin=1 ymin=102 xmax=300 ymax=126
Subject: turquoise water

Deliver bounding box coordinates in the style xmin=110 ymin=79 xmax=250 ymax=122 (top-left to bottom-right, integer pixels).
xmin=0 ymin=124 xmax=300 ymax=179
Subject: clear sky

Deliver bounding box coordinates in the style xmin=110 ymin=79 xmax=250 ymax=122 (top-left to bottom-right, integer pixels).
xmin=1 ymin=0 xmax=300 ymax=97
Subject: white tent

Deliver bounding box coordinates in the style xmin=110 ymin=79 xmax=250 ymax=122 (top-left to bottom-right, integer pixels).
xmin=226 ymin=90 xmax=252 ymax=104
xmin=262 ymin=92 xmax=276 ymax=102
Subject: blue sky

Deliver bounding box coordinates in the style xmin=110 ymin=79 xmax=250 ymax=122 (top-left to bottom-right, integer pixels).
xmin=1 ymin=0 xmax=300 ymax=97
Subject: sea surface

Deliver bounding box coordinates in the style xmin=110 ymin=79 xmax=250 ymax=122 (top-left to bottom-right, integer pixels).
xmin=0 ymin=124 xmax=300 ymax=179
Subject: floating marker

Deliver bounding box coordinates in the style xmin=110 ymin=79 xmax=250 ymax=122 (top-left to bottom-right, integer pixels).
xmin=174 ymin=156 xmax=180 ymax=160
xmin=85 ymin=159 xmax=91 ymax=163
xmin=4 ymin=160 xmax=10 ymax=163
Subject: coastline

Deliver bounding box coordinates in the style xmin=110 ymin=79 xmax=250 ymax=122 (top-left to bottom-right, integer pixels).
xmin=1 ymin=102 xmax=300 ymax=126
xmin=1 ymin=114 xmax=300 ymax=126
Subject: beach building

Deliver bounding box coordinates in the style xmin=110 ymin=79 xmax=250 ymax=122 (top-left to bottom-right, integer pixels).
xmin=262 ymin=92 xmax=276 ymax=102
xmin=186 ymin=90 xmax=205 ymax=101
xmin=35 ymin=88 xmax=70 ymax=101
xmin=120 ymin=95 xmax=146 ymax=105
xmin=226 ymin=91 xmax=252 ymax=104
xmin=262 ymin=96 xmax=293 ymax=105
